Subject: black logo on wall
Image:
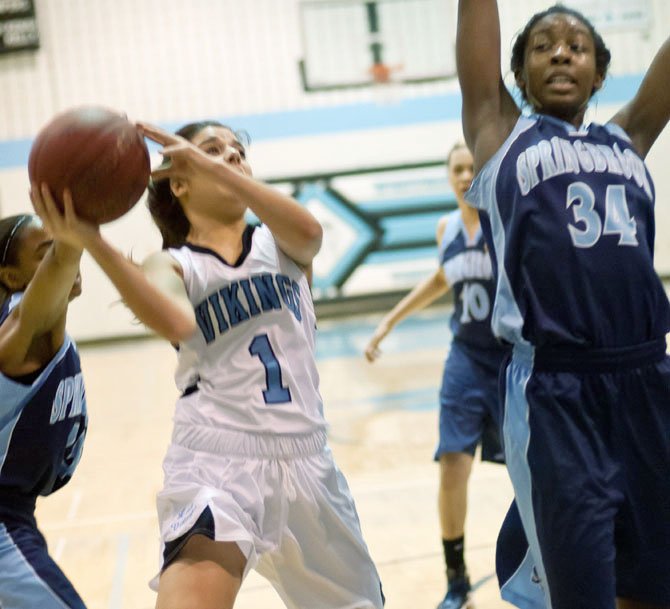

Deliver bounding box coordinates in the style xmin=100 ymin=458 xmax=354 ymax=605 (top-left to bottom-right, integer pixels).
xmin=0 ymin=0 xmax=39 ymax=54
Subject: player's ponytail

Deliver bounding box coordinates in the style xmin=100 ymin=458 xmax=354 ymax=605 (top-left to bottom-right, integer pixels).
xmin=146 ymin=177 xmax=190 ymax=250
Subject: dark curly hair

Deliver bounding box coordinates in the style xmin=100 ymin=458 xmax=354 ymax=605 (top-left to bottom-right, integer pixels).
xmin=510 ymin=4 xmax=611 ymax=103
xmin=146 ymin=121 xmax=250 ymax=249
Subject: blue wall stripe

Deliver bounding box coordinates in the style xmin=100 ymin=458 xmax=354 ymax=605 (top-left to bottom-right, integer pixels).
xmin=365 ymin=245 xmax=436 ymax=264
xmin=380 ymin=212 xmax=444 ymax=246
xmin=0 ymin=139 xmax=33 ymax=170
xmin=0 ymin=74 xmax=644 ymax=170
xmin=357 ymin=193 xmax=454 ymax=213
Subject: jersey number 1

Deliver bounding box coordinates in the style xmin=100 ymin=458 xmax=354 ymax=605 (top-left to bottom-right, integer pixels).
xmin=249 ymin=334 xmax=292 ymax=404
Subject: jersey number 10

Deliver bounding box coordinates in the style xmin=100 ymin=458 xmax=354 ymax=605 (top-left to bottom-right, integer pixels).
xmin=459 ymin=281 xmax=491 ymax=323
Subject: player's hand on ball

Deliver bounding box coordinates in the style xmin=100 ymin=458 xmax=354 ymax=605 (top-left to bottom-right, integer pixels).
xmin=137 ymin=122 xmax=218 ymax=183
xmin=29 ymin=106 xmax=149 ymax=224
xmin=31 ymin=183 xmax=100 ymax=249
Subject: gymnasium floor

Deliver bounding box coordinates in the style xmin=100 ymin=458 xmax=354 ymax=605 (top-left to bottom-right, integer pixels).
xmin=36 ymin=306 xmax=516 ymax=609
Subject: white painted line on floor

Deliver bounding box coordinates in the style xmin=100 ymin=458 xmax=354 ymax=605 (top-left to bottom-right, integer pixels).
xmin=109 ymin=534 xmax=130 ymax=609
xmin=42 ymin=511 xmax=156 ymax=532
xmin=53 ymin=537 xmax=66 ymax=561
xmin=66 ymin=490 xmax=82 ymax=521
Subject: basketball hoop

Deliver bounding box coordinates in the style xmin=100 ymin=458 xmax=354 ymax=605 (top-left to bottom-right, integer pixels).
xmin=368 ymin=62 xmax=403 ymax=84
xmin=368 ymin=62 xmax=404 ymax=105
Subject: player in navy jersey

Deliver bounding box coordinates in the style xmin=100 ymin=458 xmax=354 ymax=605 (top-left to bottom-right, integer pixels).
xmin=365 ymin=143 xmax=510 ymax=609
xmin=35 ymin=120 xmax=384 ymax=609
xmin=0 ymin=201 xmax=87 ymax=609
xmin=457 ymin=2 xmax=670 ymax=609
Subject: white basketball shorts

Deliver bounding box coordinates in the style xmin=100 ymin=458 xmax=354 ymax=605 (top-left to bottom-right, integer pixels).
xmin=151 ymin=423 xmax=384 ymax=609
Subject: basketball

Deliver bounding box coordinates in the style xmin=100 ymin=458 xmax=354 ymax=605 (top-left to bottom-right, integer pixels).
xmin=28 ymin=106 xmax=150 ymax=224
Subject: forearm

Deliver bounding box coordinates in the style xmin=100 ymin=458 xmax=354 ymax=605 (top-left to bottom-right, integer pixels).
xmin=382 ymin=271 xmax=449 ymax=329
xmin=614 ymin=37 xmax=670 ymax=157
xmin=457 ymin=0 xmax=517 ymax=169
xmin=456 ymin=0 xmax=503 ymax=98
xmin=85 ymin=236 xmax=196 ymax=342
xmin=19 ymin=242 xmax=82 ymax=333
xmin=214 ymin=164 xmax=323 ymax=265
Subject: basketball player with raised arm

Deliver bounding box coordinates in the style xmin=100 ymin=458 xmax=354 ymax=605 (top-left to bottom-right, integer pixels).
xmin=34 ymin=120 xmax=384 ymax=609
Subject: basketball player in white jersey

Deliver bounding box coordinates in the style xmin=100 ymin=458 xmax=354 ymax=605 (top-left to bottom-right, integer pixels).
xmin=34 ymin=120 xmax=384 ymax=609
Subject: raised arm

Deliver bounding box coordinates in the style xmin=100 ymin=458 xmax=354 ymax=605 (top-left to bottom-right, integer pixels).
xmin=0 ymin=189 xmax=83 ymax=372
xmin=35 ymin=192 xmax=197 ymax=345
xmin=84 ymin=240 xmax=197 ymax=343
xmin=139 ymin=122 xmax=323 ymax=269
xmin=212 ymin=166 xmax=323 ymax=268
xmin=456 ymin=0 xmax=519 ymax=171
xmin=610 ymin=37 xmax=670 ymax=159
xmin=9 ymin=241 xmax=81 ymax=340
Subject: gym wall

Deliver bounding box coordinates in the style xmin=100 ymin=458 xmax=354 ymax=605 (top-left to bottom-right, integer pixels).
xmin=0 ymin=0 xmax=667 ymax=340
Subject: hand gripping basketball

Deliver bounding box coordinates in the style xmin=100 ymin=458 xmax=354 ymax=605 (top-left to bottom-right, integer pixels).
xmin=29 ymin=106 xmax=150 ymax=224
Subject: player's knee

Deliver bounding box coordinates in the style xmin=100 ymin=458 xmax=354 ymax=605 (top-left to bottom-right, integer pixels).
xmin=439 ymin=452 xmax=473 ymax=486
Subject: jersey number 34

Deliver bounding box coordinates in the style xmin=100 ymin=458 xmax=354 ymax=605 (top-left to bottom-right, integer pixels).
xmin=566 ymin=182 xmax=638 ymax=248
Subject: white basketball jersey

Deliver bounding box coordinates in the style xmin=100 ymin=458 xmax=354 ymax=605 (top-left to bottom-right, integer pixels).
xmin=168 ymin=224 xmax=327 ymax=435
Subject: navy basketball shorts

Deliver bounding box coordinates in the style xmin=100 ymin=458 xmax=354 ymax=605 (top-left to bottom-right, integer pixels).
xmin=434 ymin=340 xmax=505 ymax=463
xmin=502 ymin=339 xmax=670 ymax=609
xmin=495 ymin=500 xmax=547 ymax=609
xmin=0 ymin=515 xmax=87 ymax=609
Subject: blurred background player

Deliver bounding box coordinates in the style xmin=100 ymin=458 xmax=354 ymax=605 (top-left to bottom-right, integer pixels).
xmin=35 ymin=120 xmax=385 ymax=609
xmin=0 ymin=198 xmax=88 ymax=609
xmin=365 ymin=143 xmax=510 ymax=609
xmin=457 ymin=2 xmax=670 ymax=608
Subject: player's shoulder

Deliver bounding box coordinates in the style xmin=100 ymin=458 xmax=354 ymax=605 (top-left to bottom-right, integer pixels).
xmin=142 ymin=249 xmax=183 ymax=273
xmin=599 ymin=120 xmax=633 ymax=143
xmin=436 ymin=209 xmax=462 ymax=246
xmin=251 ymin=223 xmax=274 ymax=247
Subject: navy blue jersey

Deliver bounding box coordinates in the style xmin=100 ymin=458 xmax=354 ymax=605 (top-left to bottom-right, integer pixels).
xmin=440 ymin=210 xmax=506 ymax=362
xmin=0 ymin=294 xmax=87 ymax=516
xmin=467 ymin=114 xmax=670 ymax=348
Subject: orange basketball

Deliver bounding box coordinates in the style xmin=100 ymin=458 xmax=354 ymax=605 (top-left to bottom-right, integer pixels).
xmin=28 ymin=106 xmax=150 ymax=224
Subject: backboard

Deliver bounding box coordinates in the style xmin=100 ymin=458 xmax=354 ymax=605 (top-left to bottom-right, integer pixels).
xmin=298 ymin=0 xmax=455 ymax=91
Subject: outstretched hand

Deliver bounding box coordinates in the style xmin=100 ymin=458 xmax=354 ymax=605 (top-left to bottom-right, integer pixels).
xmin=30 ymin=184 xmax=100 ymax=250
xmin=364 ymin=322 xmax=392 ymax=363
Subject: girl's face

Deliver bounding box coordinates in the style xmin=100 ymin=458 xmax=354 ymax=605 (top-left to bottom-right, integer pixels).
xmin=517 ymin=13 xmax=603 ymax=123
xmin=448 ymin=147 xmax=474 ymax=199
xmin=185 ymin=126 xmax=253 ymax=219
xmin=190 ymin=126 xmax=252 ymax=177
xmin=2 ymin=218 xmax=82 ymax=298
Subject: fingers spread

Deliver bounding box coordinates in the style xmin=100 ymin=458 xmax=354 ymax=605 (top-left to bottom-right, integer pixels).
xmin=29 ymin=183 xmax=45 ymax=216
xmin=62 ymin=189 xmax=76 ymax=220
xmin=137 ymin=122 xmax=179 ymax=146
xmin=31 ymin=183 xmax=65 ymax=234
xmin=150 ymin=169 xmax=170 ymax=183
